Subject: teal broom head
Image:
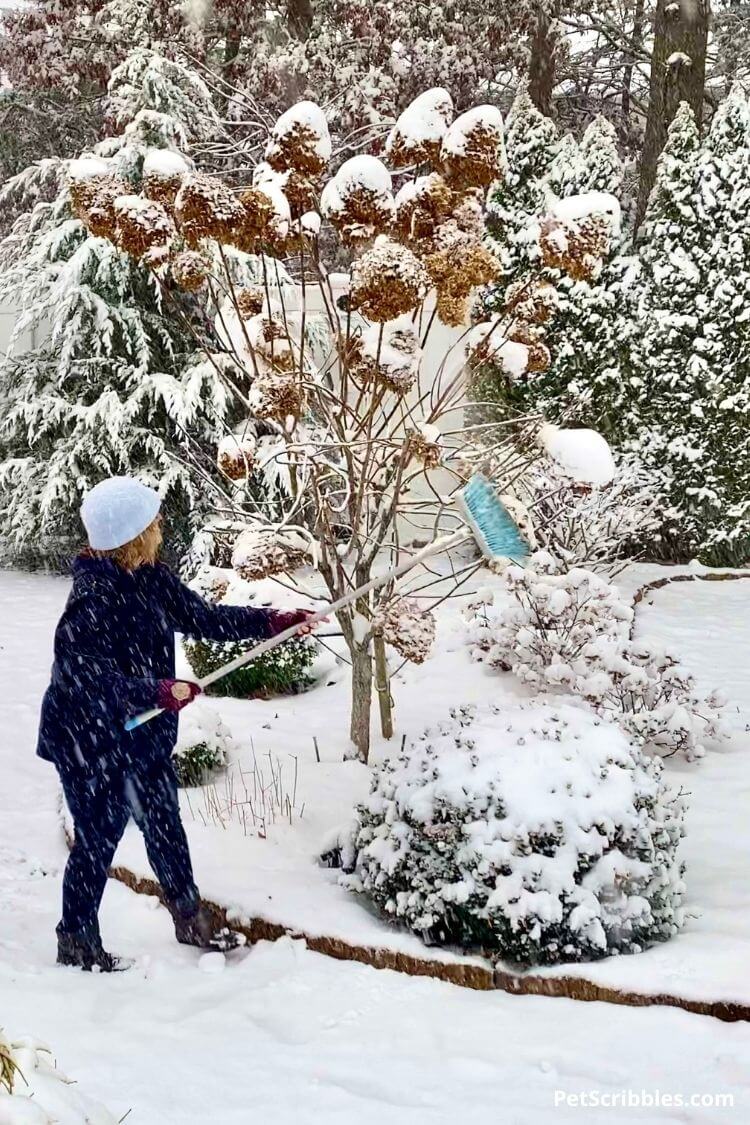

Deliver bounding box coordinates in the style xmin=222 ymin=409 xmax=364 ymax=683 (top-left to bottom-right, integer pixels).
xmin=456 ymin=474 xmax=530 ymax=564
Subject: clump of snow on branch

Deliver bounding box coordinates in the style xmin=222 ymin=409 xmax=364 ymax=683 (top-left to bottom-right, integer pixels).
xmin=466 ymin=553 xmax=727 ymax=760
xmin=537 ymin=423 xmax=615 ymax=486
xmin=344 ymin=698 xmax=686 ymax=965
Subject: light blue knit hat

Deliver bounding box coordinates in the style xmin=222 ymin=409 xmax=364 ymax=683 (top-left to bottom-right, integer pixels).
xmin=81 ymin=477 xmax=161 ymax=551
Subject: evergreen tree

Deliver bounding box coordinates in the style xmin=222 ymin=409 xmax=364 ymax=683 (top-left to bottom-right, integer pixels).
xmin=486 ymin=90 xmax=559 ymax=285
xmin=0 ymin=50 xmax=234 ymax=567
xmin=632 ymin=90 xmax=750 ymax=564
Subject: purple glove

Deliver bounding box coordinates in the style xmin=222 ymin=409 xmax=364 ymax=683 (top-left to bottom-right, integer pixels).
xmin=157 ymin=679 xmax=202 ymax=713
xmin=267 ymin=609 xmax=324 ymax=636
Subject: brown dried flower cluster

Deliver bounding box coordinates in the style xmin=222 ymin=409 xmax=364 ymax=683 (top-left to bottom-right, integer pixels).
xmin=406 ymin=423 xmax=442 ymax=468
xmin=386 ymin=88 xmax=454 ymax=169
xmin=350 ymin=237 xmax=429 ymax=322
xmin=539 ymin=214 xmax=610 ymax=282
xmin=236 ymin=287 xmax=265 ymax=318
xmin=217 ymin=434 xmax=257 ymax=480
xmin=249 ymin=369 xmax=306 ymax=423
xmin=508 ymin=321 xmax=551 ymax=373
xmin=171 ymin=250 xmax=208 ymax=292
xmin=441 ymin=108 xmax=505 ymax=191
xmin=174 ymin=174 xmax=245 ymax=248
xmin=71 ymin=175 xmax=129 ymax=239
xmin=143 ymin=171 xmax=184 ymax=210
xmin=232 ymin=187 xmax=276 ymax=253
xmin=266 ymin=121 xmax=328 ymax=179
xmin=232 ymin=527 xmax=309 ymax=581
xmin=394 ymin=174 xmax=454 ymax=249
xmin=374 ymin=597 xmax=437 ymax=664
xmin=348 ymin=320 xmax=420 ymax=395
xmin=504 ymin=279 xmax=557 ymax=325
xmin=113 ymin=196 xmax=173 ymax=259
xmin=426 ymin=240 xmax=500 ymax=327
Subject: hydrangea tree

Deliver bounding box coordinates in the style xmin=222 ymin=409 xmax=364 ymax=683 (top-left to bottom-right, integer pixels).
xmin=79 ymin=73 xmax=605 ymax=759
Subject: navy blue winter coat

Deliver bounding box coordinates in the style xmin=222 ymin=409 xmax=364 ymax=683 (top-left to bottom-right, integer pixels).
xmin=37 ymin=556 xmax=277 ymax=779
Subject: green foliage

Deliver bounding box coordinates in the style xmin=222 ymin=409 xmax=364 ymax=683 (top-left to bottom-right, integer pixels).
xmin=183 ymin=634 xmax=316 ymax=699
xmin=173 ymin=740 xmax=225 ymax=788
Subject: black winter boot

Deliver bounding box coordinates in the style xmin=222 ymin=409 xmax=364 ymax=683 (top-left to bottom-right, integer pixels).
xmin=57 ymin=932 xmax=133 ymax=973
xmin=171 ymin=905 xmax=245 ymax=952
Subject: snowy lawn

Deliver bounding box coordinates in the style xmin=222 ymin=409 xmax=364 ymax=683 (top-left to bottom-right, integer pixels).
xmin=2 ymin=566 xmax=750 ymax=1122
xmin=101 ymin=563 xmax=750 ymax=1010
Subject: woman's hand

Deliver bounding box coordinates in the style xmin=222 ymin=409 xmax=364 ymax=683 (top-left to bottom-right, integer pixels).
xmin=157 ymin=679 xmax=202 ymax=713
xmin=268 ymin=609 xmax=329 ymax=636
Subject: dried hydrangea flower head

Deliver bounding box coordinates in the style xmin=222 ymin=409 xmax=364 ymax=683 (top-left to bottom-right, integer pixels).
xmin=217 ymin=432 xmax=257 ymax=480
xmin=348 ymin=315 xmax=421 ymax=395
xmin=78 ymin=175 xmax=131 ymax=239
xmin=321 ymin=155 xmax=395 ymax=246
xmin=441 ymin=105 xmax=505 ymax=190
xmin=67 ymin=155 xmax=110 ymax=214
xmin=425 ymin=239 xmax=500 ymax=326
xmin=174 ymin=173 xmax=245 ymax=247
xmin=394 ymin=173 xmax=454 ymax=249
xmin=248 ymin=369 xmax=307 ymax=423
xmin=231 ymin=525 xmax=310 ymax=581
xmin=539 ymin=215 xmax=611 ymax=282
xmin=113 ymin=194 xmax=174 ymax=259
xmin=504 ymin=278 xmax=558 ymax=325
xmin=265 ymin=101 xmax=332 ymax=179
xmin=236 ymin=287 xmax=265 ymax=318
xmin=142 ymin=148 xmax=190 ymax=210
xmin=171 ymin=249 xmax=208 ymax=291
xmin=350 ymin=236 xmax=429 ymax=322
xmin=386 ymin=88 xmax=454 ymax=169
xmin=539 ymin=192 xmax=620 ymax=282
xmin=373 ymin=597 xmax=437 ymax=664
xmin=508 ymin=321 xmax=552 ymax=373
xmin=406 ymin=421 xmax=442 ymax=467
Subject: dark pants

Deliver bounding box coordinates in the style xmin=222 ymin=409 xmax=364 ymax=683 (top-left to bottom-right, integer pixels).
xmin=58 ymin=760 xmax=199 ymax=942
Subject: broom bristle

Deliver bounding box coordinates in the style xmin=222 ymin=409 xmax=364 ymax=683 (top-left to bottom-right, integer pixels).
xmin=456 ymin=474 xmax=530 ymax=563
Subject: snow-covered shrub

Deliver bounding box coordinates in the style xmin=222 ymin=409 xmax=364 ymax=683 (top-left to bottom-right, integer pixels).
xmin=512 ymin=454 xmax=665 ymax=571
xmin=0 ymin=1027 xmax=117 ymax=1122
xmin=344 ymin=699 xmax=686 ymax=965
xmin=173 ymin=704 xmax=234 ymax=788
xmin=466 ymin=552 xmax=726 ymax=760
xmin=182 ymin=567 xmax=316 ymax=700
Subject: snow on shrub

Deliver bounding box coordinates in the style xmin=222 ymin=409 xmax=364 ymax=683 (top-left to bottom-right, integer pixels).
xmin=344 ymin=699 xmax=686 ymax=965
xmin=173 ymin=704 xmax=234 ymax=788
xmin=466 ymin=552 xmax=726 ymax=760
xmin=512 ymin=453 xmax=664 ymax=571
xmin=0 ymin=1027 xmax=117 ymax=1122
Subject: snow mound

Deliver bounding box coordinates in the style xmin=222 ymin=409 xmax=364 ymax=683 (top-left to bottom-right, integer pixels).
xmin=345 ymin=698 xmax=686 ymax=966
xmin=538 ymin=423 xmax=616 ymax=486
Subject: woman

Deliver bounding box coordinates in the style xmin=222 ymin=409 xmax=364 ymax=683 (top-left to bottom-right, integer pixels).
xmin=37 ymin=476 xmax=316 ymax=971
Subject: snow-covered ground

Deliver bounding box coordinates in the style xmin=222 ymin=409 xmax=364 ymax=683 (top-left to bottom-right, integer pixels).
xmin=2 ymin=567 xmax=750 ymax=1122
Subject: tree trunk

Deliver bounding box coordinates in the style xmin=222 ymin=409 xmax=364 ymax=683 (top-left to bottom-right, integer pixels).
xmin=373 ymin=630 xmax=394 ymax=740
xmin=528 ymin=0 xmax=562 ymax=118
xmin=349 ymin=643 xmax=373 ymax=762
xmin=621 ymin=0 xmax=646 ymax=132
xmin=287 ymin=0 xmax=314 ymax=40
xmin=635 ymin=0 xmax=710 ymax=229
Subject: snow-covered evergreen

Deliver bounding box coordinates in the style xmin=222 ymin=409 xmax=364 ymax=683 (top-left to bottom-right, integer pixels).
xmin=0 ymin=50 xmax=234 ymax=564
xmin=631 ymin=90 xmax=750 ymax=564
xmin=345 ymin=698 xmax=686 ymax=965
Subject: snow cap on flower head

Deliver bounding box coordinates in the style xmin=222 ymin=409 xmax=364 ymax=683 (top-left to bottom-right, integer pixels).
xmin=81 ymin=476 xmax=161 ymax=551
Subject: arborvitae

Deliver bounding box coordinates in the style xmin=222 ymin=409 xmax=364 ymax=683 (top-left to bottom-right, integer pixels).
xmin=632 ymin=91 xmax=750 ymax=564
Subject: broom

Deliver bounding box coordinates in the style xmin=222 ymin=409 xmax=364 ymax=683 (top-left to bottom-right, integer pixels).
xmin=124 ymin=474 xmax=529 ymax=731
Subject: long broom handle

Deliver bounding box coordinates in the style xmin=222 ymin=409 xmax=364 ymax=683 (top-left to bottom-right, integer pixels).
xmin=124 ymin=527 xmax=470 ymax=731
